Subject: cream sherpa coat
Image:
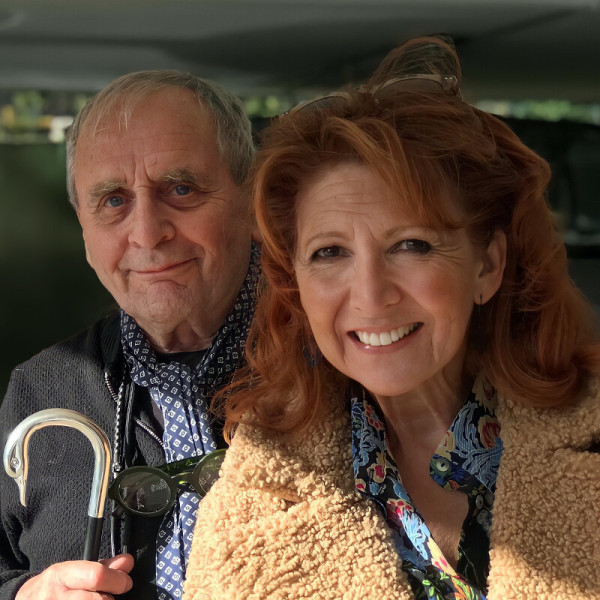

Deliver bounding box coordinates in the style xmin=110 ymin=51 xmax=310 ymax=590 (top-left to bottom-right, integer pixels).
xmin=184 ymin=379 xmax=600 ymax=600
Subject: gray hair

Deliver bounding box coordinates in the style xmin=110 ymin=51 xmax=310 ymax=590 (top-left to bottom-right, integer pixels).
xmin=65 ymin=70 xmax=255 ymax=208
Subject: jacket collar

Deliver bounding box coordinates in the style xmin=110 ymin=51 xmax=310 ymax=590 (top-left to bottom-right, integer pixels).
xmin=99 ymin=311 xmax=125 ymax=382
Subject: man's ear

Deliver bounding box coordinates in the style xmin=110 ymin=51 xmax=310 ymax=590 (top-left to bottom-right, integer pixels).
xmin=477 ymin=230 xmax=507 ymax=304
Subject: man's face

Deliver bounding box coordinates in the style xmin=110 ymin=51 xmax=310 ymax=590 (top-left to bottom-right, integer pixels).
xmin=74 ymin=87 xmax=252 ymax=351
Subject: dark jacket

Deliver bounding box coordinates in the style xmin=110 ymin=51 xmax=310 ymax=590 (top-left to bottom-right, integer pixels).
xmin=0 ymin=313 xmax=208 ymax=600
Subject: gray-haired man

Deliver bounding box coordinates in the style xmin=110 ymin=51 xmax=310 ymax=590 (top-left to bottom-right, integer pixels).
xmin=0 ymin=71 xmax=259 ymax=600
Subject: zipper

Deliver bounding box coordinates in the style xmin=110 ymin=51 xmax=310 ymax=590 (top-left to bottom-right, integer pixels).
xmin=104 ymin=370 xmax=125 ymax=473
xmin=104 ymin=372 xmax=118 ymax=401
xmin=105 ymin=369 xmax=163 ymax=456
xmin=134 ymin=416 xmax=163 ymax=446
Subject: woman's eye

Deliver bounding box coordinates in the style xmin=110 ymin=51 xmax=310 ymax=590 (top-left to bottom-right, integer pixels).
xmin=313 ymin=246 xmax=344 ymax=260
xmin=174 ymin=184 xmax=191 ymax=196
xmin=106 ymin=196 xmax=124 ymax=208
xmin=396 ymin=239 xmax=431 ymax=254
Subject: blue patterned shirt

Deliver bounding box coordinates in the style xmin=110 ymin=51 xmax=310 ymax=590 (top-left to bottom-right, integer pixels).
xmin=350 ymin=376 xmax=502 ymax=600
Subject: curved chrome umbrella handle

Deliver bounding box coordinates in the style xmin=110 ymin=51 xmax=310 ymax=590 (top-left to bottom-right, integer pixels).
xmin=3 ymin=408 xmax=111 ymax=560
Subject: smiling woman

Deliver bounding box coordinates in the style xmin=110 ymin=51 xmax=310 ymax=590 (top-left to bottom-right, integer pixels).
xmin=293 ymin=163 xmax=504 ymax=403
xmin=183 ymin=36 xmax=600 ymax=600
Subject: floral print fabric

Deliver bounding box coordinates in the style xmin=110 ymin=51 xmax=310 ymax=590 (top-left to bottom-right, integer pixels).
xmin=350 ymin=376 xmax=502 ymax=600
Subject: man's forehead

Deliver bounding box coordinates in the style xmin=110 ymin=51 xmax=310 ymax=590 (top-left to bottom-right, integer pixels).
xmin=84 ymin=87 xmax=208 ymax=136
xmin=74 ymin=89 xmax=224 ymax=186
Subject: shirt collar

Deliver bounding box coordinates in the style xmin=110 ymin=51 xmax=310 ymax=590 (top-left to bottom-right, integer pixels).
xmin=429 ymin=374 xmax=502 ymax=494
xmin=350 ymin=373 xmax=502 ymax=498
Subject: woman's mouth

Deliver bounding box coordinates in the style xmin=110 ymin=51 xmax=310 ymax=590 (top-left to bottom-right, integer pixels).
xmin=353 ymin=323 xmax=422 ymax=347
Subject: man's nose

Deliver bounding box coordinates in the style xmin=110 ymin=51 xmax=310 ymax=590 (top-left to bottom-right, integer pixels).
xmin=127 ymin=198 xmax=175 ymax=249
xmin=350 ymin=257 xmax=402 ymax=312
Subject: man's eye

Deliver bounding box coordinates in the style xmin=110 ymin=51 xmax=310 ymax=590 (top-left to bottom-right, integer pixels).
xmin=106 ymin=196 xmax=124 ymax=208
xmin=396 ymin=239 xmax=431 ymax=254
xmin=174 ymin=185 xmax=191 ymax=196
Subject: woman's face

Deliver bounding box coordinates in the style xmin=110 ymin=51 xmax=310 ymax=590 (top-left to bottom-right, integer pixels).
xmin=293 ymin=162 xmax=488 ymax=400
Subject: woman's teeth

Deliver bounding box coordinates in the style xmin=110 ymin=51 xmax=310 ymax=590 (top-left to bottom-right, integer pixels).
xmin=355 ymin=323 xmax=420 ymax=347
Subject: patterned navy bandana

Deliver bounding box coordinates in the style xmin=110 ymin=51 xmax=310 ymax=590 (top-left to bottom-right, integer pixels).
xmin=120 ymin=242 xmax=260 ymax=600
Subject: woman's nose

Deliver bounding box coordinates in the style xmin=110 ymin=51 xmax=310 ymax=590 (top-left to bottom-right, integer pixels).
xmin=350 ymin=257 xmax=402 ymax=312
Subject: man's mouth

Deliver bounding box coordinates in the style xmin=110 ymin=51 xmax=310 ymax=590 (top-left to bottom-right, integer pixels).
xmin=353 ymin=322 xmax=422 ymax=347
xmin=132 ymin=259 xmax=193 ymax=274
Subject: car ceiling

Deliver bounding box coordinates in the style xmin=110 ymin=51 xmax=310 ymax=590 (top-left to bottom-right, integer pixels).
xmin=0 ymin=0 xmax=599 ymax=103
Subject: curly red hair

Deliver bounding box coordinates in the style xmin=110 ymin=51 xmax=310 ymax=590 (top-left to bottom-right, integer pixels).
xmin=219 ymin=37 xmax=600 ymax=438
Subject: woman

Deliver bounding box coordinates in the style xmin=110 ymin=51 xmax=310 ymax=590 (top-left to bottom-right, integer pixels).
xmin=184 ymin=37 xmax=600 ymax=600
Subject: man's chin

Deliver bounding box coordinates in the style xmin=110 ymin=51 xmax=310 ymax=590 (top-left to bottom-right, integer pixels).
xmin=124 ymin=291 xmax=193 ymax=332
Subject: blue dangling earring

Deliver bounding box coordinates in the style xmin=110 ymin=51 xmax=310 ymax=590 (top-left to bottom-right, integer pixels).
xmin=302 ymin=343 xmax=322 ymax=368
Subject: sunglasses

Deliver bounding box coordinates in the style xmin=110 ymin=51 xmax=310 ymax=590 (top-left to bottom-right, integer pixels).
xmin=108 ymin=449 xmax=226 ymax=518
xmin=287 ymin=73 xmax=461 ymax=116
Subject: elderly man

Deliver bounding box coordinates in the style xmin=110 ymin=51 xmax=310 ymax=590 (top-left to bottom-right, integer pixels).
xmin=0 ymin=71 xmax=259 ymax=600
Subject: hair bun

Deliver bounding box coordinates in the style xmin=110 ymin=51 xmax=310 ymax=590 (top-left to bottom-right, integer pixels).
xmin=368 ymin=35 xmax=462 ymax=89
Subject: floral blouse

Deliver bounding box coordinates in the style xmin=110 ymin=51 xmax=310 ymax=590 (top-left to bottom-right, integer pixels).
xmin=350 ymin=377 xmax=503 ymax=600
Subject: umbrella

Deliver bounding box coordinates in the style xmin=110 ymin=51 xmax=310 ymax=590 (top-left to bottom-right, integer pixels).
xmin=3 ymin=408 xmax=111 ymax=561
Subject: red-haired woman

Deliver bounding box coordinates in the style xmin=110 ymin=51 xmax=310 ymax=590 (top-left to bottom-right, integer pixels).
xmin=185 ymin=37 xmax=600 ymax=600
